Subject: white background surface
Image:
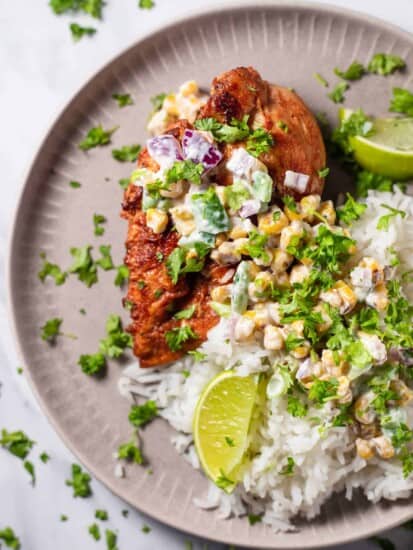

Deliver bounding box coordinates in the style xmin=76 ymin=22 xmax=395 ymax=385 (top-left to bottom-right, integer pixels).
xmin=1 ymin=1 xmax=413 ymax=549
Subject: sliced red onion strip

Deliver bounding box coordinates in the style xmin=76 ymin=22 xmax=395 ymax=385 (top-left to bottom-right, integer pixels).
xmin=147 ymin=135 xmax=183 ymax=167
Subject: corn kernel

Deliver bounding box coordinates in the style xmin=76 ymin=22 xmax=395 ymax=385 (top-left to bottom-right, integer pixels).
xmin=263 ymin=325 xmax=285 ymax=351
xmin=258 ymin=208 xmax=289 ymax=235
xmin=234 ymin=317 xmax=255 ymax=341
xmin=179 ymin=80 xmax=198 ymax=96
xmin=290 ymin=342 xmax=311 ymax=359
xmin=320 ymin=280 xmax=356 ymax=315
xmin=146 ymin=208 xmax=168 ymax=234
xmin=318 ymin=200 xmax=336 ymax=225
xmin=372 ymin=436 xmax=395 ymax=459
xmin=210 ymin=285 xmax=231 ymax=303
xmin=271 ymin=249 xmax=293 ymax=273
xmin=279 ymin=220 xmax=305 ymax=250
xmin=356 ymin=438 xmax=375 ymax=460
xmin=169 ymin=206 xmax=195 ymax=236
xmin=300 ymin=195 xmax=321 ymax=223
xmin=289 ymin=263 xmax=311 ymax=285
xmin=229 ymin=224 xmax=248 ymax=240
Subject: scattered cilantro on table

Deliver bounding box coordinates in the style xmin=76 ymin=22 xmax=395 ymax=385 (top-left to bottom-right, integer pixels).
xmin=334 ymin=61 xmax=365 ymax=81
xmin=40 ymin=318 xmax=63 ymax=342
xmin=70 ymin=23 xmax=96 ymax=42
xmin=247 ymin=514 xmax=262 ymax=526
xmin=114 ymin=265 xmax=129 ymax=287
xmin=78 ymin=352 xmax=106 ymax=375
xmin=118 ymin=436 xmax=143 ymax=464
xmin=112 ymin=144 xmax=141 ymax=163
xmin=69 ymin=180 xmax=81 ymax=188
xmin=313 ymin=73 xmax=329 ymax=87
xmin=88 ymin=523 xmax=101 ymax=540
xmin=141 ymin=524 xmax=151 ymax=533
xmin=38 ymin=253 xmax=67 ymax=285
xmin=40 ymin=452 xmax=50 ymax=463
xmin=150 ymin=92 xmax=167 ymax=112
xmin=96 ymin=245 xmax=114 ymax=271
xmin=139 ymin=0 xmax=155 ymax=8
xmin=390 ymin=87 xmax=413 ymax=116
xmin=93 ymin=213 xmax=106 ymax=236
xmin=69 ymin=245 xmax=98 ymax=287
xmin=368 ymin=53 xmax=405 ymax=75
xmin=49 ymin=0 xmax=104 ymax=19
xmin=23 ymin=460 xmax=36 ymax=485
xmin=99 ymin=314 xmax=133 ymax=358
xmin=0 ymin=527 xmax=21 ymax=550
xmin=112 ymin=93 xmax=134 ymax=108
xmin=105 ymin=529 xmax=118 ymax=550
xmin=118 ymin=178 xmax=130 ymax=189
xmin=95 ymin=510 xmax=109 ymax=521
xmin=65 ymin=463 xmax=92 ymax=497
xmin=327 ymin=81 xmax=349 ymax=103
xmin=0 ymin=430 xmax=34 ymax=459
xmin=128 ymin=401 xmax=158 ymax=428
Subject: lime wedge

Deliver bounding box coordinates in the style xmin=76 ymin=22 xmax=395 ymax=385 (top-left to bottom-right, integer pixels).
xmin=193 ymin=371 xmax=259 ymax=492
xmin=340 ymin=108 xmax=413 ymax=180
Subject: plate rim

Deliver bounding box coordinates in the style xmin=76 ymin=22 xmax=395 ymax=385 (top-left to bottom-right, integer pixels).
xmin=7 ymin=2 xmax=413 ymax=548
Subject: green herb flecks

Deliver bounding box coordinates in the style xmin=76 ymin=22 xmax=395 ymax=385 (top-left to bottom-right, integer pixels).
xmin=0 ymin=527 xmax=21 ymax=550
xmin=65 ymin=463 xmax=92 ymax=498
xmin=93 ymin=213 xmax=106 ymax=236
xmin=377 ymin=204 xmax=406 ymax=231
xmin=328 ymin=81 xmax=349 ymax=104
xmin=165 ymin=326 xmax=198 ymax=352
xmin=112 ymin=144 xmax=141 ymax=163
xmin=38 ymin=253 xmax=67 ymax=285
xmin=129 ymin=401 xmax=158 ymax=428
xmin=79 ymin=125 xmax=117 ymax=151
xmin=368 ymin=53 xmax=405 ymax=76
xmin=334 ymin=61 xmax=365 ymax=81
xmin=112 ymin=93 xmax=134 ymax=108
xmin=69 ymin=23 xmax=96 ymax=41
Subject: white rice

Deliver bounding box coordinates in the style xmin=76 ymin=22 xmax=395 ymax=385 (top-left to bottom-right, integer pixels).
xmin=118 ymin=189 xmax=413 ymax=532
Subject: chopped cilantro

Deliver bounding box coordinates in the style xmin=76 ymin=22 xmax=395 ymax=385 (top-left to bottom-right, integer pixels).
xmin=368 ymin=53 xmax=405 ymax=76
xmin=112 ymin=93 xmax=134 ymax=108
xmin=346 ymin=340 xmax=372 ymax=371
xmin=401 ymin=447 xmax=413 ymax=478
xmin=332 ymin=404 xmax=354 ymax=427
xmin=114 ymin=265 xmax=129 ymax=287
xmin=65 ymin=463 xmax=92 ymax=498
xmin=141 ymin=524 xmax=151 ymax=533
xmin=112 ymin=144 xmax=141 ymax=163
xmin=248 ymin=514 xmax=262 ymax=525
xmin=17 ymin=367 xmax=23 ymax=375
xmin=93 ymin=213 xmax=106 ymax=236
xmin=118 ymin=437 xmax=143 ymax=464
xmin=188 ymin=350 xmax=207 ymax=362
xmin=355 ymin=170 xmax=401 ymax=198
xmin=0 ymin=527 xmax=21 ymax=550
xmin=377 ymin=203 xmax=406 ymax=230
xmin=38 ymin=253 xmax=67 ymax=285
xmin=165 ymin=325 xmax=197 ymax=352
xmin=390 ymin=87 xmax=413 ymax=116
xmin=286 ymin=395 xmax=308 ymax=418
xmin=246 ymin=128 xmax=274 ymax=157
xmin=244 ymin=231 xmax=270 ymax=263
xmin=166 ymin=242 xmax=211 ymax=284
xmin=49 ymin=0 xmax=104 ymax=18
xmin=88 ymin=523 xmax=101 ymax=541
xmin=139 ymin=0 xmax=155 ymax=9
xmin=119 ymin=178 xmax=130 ymax=189
xmin=99 ymin=315 xmax=132 ymax=358
xmin=78 ymin=353 xmax=106 ymax=375
xmin=314 ymin=73 xmax=329 ymax=87
xmin=284 ymin=332 xmax=305 ymax=352
xmin=224 ymin=180 xmax=250 ymax=211
xmin=317 ymin=167 xmax=330 ymax=178
xmin=137 ymin=280 xmax=146 ymax=289
xmin=225 ymin=437 xmax=235 ymax=447
xmin=154 ymin=288 xmax=163 ymax=299
xmin=308 ymin=378 xmax=338 ymax=405
xmin=24 ymin=460 xmax=36 ymax=485
xmin=337 ymin=193 xmax=367 ymax=224
xmin=60 ymin=515 xmax=68 ymax=522
xmin=332 ymin=109 xmax=374 ymax=155
xmin=96 ymin=245 xmax=114 ymax=271
xmin=95 ymin=509 xmax=108 ymax=521
xmin=327 ymin=81 xmax=349 ymax=103
xmin=79 ymin=125 xmax=117 ymax=151
xmin=277 ymin=120 xmax=289 ymax=132
xmin=282 ymin=195 xmax=298 ymax=212
xmin=391 ymin=423 xmax=413 ymax=449
xmin=41 ymin=318 xmax=62 ymax=342
xmin=105 ymin=529 xmax=118 ymax=550
xmin=334 ymin=61 xmax=365 ymax=81
xmin=215 ymin=469 xmax=235 ymax=490
xmin=69 ymin=23 xmax=96 ymax=41
xmin=69 ymin=245 xmax=98 ymax=287
xmin=69 ymin=180 xmax=81 ymax=188
xmin=166 ymin=159 xmax=204 ymax=185
xmin=128 ymin=401 xmax=158 ymax=428
xmin=174 ymin=305 xmax=196 ymax=320
xmin=280 ymin=456 xmax=295 ymax=476
xmin=0 ymin=430 xmax=34 ymax=459
xmin=121 ymin=510 xmax=129 ymax=518
xmin=150 ymin=92 xmax=167 ymax=112
xmin=195 ymin=115 xmax=250 ymax=143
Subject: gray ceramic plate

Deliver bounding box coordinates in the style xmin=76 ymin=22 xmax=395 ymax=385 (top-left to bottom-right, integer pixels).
xmin=8 ymin=2 xmax=413 ymax=548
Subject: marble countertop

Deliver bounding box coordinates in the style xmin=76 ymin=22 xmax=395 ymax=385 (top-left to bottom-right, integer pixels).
xmin=1 ymin=1 xmax=413 ymax=549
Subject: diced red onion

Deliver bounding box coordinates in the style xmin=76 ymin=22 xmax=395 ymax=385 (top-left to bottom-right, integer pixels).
xmin=182 ymin=129 xmax=222 ymax=170
xmin=284 ymin=170 xmax=310 ymax=193
xmin=239 ymin=199 xmax=261 ymax=218
xmin=147 ymin=135 xmax=183 ymax=167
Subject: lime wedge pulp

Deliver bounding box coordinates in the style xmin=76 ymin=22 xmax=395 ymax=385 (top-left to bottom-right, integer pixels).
xmin=340 ymin=108 xmax=413 ymax=180
xmin=193 ymin=371 xmax=259 ymax=492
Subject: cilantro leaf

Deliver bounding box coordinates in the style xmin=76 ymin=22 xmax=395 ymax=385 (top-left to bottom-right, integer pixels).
xmin=332 ymin=109 xmax=374 ymax=155
xmin=188 ymin=350 xmax=207 ymax=362
xmin=80 ymin=0 xmax=104 ymax=18
xmin=88 ymin=523 xmax=101 ymax=541
xmin=24 ymin=460 xmax=36 ymax=485
xmin=282 ymin=195 xmax=298 ymax=212
xmin=119 ymin=178 xmax=130 ymax=189
xmin=246 ymin=128 xmax=274 ymax=157
xmin=0 ymin=429 xmax=34 ymax=459
xmin=244 ymin=231 xmax=270 ymax=263
xmin=248 ymin=514 xmax=262 ymax=525
xmin=346 ymin=340 xmax=372 ymax=371
xmin=317 ymin=167 xmax=330 ymax=178
xmin=368 ymin=53 xmax=405 ymax=76
xmin=174 ymin=305 xmax=196 ymax=320
xmin=150 ymin=92 xmax=167 ymax=112
xmin=337 ymin=193 xmax=367 ymax=224
xmin=69 ymin=245 xmax=98 ymax=287
xmin=280 ymin=456 xmax=295 ymax=476
xmin=93 ymin=213 xmax=106 ymax=236
xmin=112 ymin=144 xmax=141 ymax=163
xmin=195 ymin=116 xmax=250 ymax=143
xmin=65 ymin=463 xmax=92 ymax=497
xmin=334 ymin=61 xmax=365 ymax=81
xmin=40 ymin=452 xmax=50 ymax=463
xmin=286 ymin=395 xmax=308 ymax=418
xmin=355 ymin=170 xmax=399 ymax=197
xmin=128 ymin=401 xmax=158 ymax=428
xmin=118 ymin=437 xmax=143 ymax=464
xmin=0 ymin=527 xmax=21 ymax=550
xmin=105 ymin=529 xmax=118 ymax=550
xmin=166 ymin=159 xmax=204 ymax=185
xmin=314 ymin=73 xmax=329 ymax=87
xmin=142 ymin=524 xmax=151 ymax=533
xmin=114 ymin=265 xmax=129 ymax=287
xmin=79 ymin=125 xmax=117 ymax=150
xmin=112 ymin=93 xmax=134 ymax=108
xmin=38 ymin=253 xmax=67 ymax=285
xmin=328 ymin=81 xmax=349 ymax=103
xmin=139 ymin=0 xmax=155 ymax=8
xmin=95 ymin=510 xmax=108 ymax=521
xmin=165 ymin=325 xmax=197 ymax=351
xmin=308 ymin=378 xmax=338 ymax=405
xmin=41 ymin=318 xmax=62 ymax=342
xmin=99 ymin=315 xmax=132 ymax=358
xmin=166 ymin=242 xmax=211 ymax=284
xmin=215 ymin=469 xmax=235 ymax=490
xmin=390 ymin=87 xmax=413 ymax=116
xmin=69 ymin=23 xmax=96 ymax=42
xmin=69 ymin=180 xmax=81 ymax=188
xmin=377 ymin=203 xmax=406 ymax=231
xmin=96 ymin=245 xmax=114 ymax=271
xmin=284 ymin=332 xmax=305 ymax=352
xmin=78 ymin=353 xmax=106 ymax=375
